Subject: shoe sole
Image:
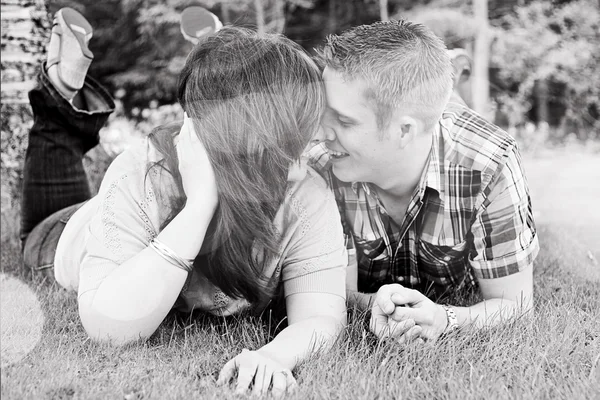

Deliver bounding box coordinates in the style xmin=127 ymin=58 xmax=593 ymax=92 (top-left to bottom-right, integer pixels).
xmin=180 ymin=6 xmax=218 ymax=43
xmin=56 ymin=7 xmax=94 ymax=90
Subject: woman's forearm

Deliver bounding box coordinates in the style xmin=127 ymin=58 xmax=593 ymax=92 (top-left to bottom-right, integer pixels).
xmin=79 ymin=204 xmax=213 ymax=344
xmin=347 ymin=290 xmax=375 ymax=313
xmin=257 ymin=315 xmax=345 ymax=371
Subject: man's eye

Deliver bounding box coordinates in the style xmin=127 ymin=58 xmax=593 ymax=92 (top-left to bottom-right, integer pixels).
xmin=338 ymin=119 xmax=353 ymax=127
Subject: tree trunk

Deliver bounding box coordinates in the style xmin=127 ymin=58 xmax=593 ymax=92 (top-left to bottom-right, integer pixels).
xmin=472 ymin=0 xmax=490 ymax=118
xmin=328 ymin=0 xmax=337 ymax=34
xmin=220 ymin=2 xmax=231 ymax=25
xmin=254 ymin=0 xmax=265 ymax=35
xmin=379 ymin=0 xmax=389 ymax=22
xmin=1 ymin=0 xmax=50 ymax=214
xmin=270 ymin=0 xmax=286 ymax=34
xmin=535 ymin=78 xmax=549 ymax=125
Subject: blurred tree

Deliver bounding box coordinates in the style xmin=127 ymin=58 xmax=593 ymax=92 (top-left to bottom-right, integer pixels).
xmin=1 ymin=0 xmax=50 ymax=211
xmin=35 ymin=0 xmax=596 ymax=138
xmin=472 ymin=0 xmax=491 ymax=117
xmin=254 ymin=0 xmax=265 ymax=33
xmin=45 ymin=0 xmax=321 ymax=113
xmin=493 ymin=0 xmax=600 ymax=137
xmin=379 ymin=0 xmax=389 ymax=21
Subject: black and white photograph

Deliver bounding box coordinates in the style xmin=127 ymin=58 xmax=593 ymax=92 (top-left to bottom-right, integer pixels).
xmin=1 ymin=0 xmax=599 ymax=398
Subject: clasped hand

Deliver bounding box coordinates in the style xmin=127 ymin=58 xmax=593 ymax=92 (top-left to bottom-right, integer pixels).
xmin=217 ymin=349 xmax=297 ymax=397
xmin=369 ymin=284 xmax=448 ymax=343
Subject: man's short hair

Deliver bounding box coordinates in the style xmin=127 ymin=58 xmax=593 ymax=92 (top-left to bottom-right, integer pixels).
xmin=317 ymin=20 xmax=454 ymax=132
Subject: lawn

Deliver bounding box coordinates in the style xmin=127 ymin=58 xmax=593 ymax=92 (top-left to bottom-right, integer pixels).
xmin=1 ymin=146 xmax=599 ymax=400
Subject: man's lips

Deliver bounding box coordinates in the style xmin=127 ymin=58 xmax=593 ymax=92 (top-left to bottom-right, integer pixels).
xmin=326 ymin=147 xmax=349 ymax=159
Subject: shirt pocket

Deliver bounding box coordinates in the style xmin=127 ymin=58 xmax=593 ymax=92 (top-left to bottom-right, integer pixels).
xmin=417 ymin=240 xmax=469 ymax=288
xmin=352 ymin=234 xmax=392 ymax=291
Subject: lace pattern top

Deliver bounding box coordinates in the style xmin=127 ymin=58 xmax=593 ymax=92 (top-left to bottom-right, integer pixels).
xmin=54 ymin=137 xmax=347 ymax=316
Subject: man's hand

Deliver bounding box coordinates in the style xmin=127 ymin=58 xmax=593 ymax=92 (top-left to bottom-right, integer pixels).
xmin=370 ymin=284 xmax=422 ymax=343
xmin=216 ymin=349 xmax=297 ymax=397
xmin=370 ymin=284 xmax=448 ymax=343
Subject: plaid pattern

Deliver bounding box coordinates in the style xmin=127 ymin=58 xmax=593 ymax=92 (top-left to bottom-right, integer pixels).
xmin=310 ymin=101 xmax=539 ymax=300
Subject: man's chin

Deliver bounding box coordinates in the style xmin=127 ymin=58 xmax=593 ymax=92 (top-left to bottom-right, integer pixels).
xmin=331 ymin=165 xmax=356 ymax=183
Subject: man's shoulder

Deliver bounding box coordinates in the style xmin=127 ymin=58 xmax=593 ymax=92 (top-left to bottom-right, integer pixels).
xmin=440 ymin=102 xmax=517 ymax=177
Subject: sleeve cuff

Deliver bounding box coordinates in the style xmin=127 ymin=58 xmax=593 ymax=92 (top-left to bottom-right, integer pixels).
xmin=470 ymin=233 xmax=540 ymax=279
xmin=283 ymin=266 xmax=346 ymax=300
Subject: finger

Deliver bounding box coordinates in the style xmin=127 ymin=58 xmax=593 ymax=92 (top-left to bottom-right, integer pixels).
xmin=176 ymin=119 xmax=189 ymax=156
xmin=270 ymin=371 xmax=288 ymax=398
xmin=234 ymin=360 xmax=257 ymax=394
xmin=370 ymin=303 xmax=393 ymax=338
xmin=390 ymin=305 xmax=423 ymax=324
xmin=398 ymin=325 xmax=423 ymax=345
xmin=397 ymin=325 xmax=423 ymax=346
xmin=251 ymin=364 xmax=273 ymax=397
xmin=390 ymin=289 xmax=424 ymax=307
xmin=387 ymin=318 xmax=417 ymax=339
xmin=216 ymin=358 xmax=237 ymax=386
xmin=375 ymin=285 xmax=402 ymax=315
xmin=284 ymin=370 xmax=298 ymax=392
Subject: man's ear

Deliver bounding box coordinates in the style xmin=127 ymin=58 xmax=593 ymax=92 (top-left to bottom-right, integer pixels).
xmin=396 ymin=115 xmax=419 ymax=148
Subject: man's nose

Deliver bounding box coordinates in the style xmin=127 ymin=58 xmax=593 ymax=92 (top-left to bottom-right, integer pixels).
xmin=312 ymin=121 xmax=335 ymax=144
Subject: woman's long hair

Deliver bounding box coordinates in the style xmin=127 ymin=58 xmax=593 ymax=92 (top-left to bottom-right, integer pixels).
xmin=148 ymin=27 xmax=325 ymax=304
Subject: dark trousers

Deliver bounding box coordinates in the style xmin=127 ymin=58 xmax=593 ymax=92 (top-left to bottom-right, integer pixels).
xmin=21 ymin=63 xmax=114 ymax=274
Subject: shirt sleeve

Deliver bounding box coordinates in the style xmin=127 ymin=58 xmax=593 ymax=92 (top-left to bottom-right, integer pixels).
xmin=280 ymin=170 xmax=348 ymax=300
xmin=77 ymin=151 xmax=161 ymax=298
xmin=468 ymin=144 xmax=539 ymax=279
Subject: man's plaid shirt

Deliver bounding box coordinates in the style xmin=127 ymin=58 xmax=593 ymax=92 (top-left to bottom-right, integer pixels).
xmin=309 ymin=101 xmax=539 ymax=300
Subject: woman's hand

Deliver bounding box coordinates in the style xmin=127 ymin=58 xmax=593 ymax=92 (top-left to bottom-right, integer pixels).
xmin=216 ymin=349 xmax=297 ymax=397
xmin=176 ymin=115 xmax=218 ymax=211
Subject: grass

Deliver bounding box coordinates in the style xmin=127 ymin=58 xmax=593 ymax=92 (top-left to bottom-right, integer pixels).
xmin=1 ymin=147 xmax=599 ymax=400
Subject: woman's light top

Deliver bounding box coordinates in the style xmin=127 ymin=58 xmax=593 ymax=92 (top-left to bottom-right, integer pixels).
xmin=54 ymin=136 xmax=347 ymax=316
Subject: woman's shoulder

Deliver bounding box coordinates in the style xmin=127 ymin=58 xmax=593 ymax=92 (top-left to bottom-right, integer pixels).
xmin=280 ymin=167 xmax=336 ymax=225
xmin=286 ymin=166 xmax=331 ymax=199
xmin=97 ymin=137 xmax=170 ymax=195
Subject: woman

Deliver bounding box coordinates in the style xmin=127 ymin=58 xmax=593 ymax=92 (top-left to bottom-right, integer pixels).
xmin=21 ymin=12 xmax=347 ymax=395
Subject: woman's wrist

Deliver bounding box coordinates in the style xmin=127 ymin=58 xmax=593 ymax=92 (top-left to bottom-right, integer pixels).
xmin=156 ymin=202 xmax=215 ymax=260
xmin=256 ymin=346 xmax=296 ymax=371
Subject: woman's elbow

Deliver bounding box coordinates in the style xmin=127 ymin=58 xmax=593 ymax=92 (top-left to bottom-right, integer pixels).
xmin=78 ymin=294 xmax=152 ymax=346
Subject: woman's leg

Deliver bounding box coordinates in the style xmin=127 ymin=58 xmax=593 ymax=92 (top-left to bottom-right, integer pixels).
xmin=20 ymin=63 xmax=115 ymax=241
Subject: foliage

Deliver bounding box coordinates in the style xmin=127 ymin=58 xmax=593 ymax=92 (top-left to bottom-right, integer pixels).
xmin=47 ymin=0 xmax=321 ymax=113
xmin=30 ymin=0 xmax=600 ymax=139
xmin=0 ymin=104 xmax=31 ymax=212
xmin=401 ymin=6 xmax=478 ymax=49
xmin=492 ymin=0 xmax=600 ymax=137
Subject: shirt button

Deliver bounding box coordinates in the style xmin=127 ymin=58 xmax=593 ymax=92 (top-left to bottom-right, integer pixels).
xmin=443 ymin=256 xmax=452 ymax=262
xmin=396 ymin=277 xmax=404 ymax=282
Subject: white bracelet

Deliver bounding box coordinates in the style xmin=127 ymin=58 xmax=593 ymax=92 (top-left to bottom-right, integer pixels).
xmin=149 ymin=238 xmax=194 ymax=273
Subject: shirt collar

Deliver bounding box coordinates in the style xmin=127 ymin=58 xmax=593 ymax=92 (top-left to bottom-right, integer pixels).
xmin=423 ymin=121 xmax=445 ymax=195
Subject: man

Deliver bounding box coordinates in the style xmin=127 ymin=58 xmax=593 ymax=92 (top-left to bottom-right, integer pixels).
xmin=310 ymin=20 xmax=539 ymax=342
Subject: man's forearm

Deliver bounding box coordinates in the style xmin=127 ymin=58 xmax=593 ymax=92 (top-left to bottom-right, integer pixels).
xmin=454 ymin=297 xmax=533 ymax=329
